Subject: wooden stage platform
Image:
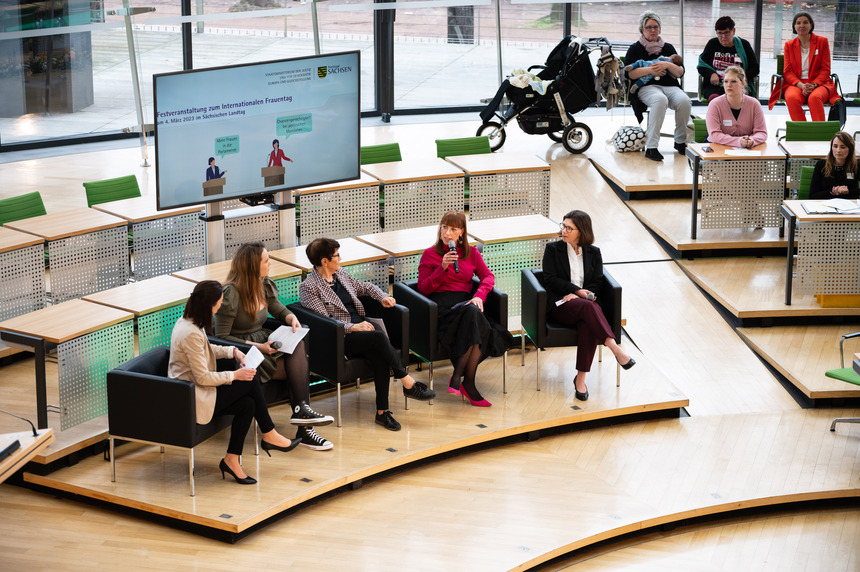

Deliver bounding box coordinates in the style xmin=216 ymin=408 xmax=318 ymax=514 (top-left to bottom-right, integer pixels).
xmin=738 ymin=325 xmax=860 ymax=401
xmin=22 ymin=343 xmax=686 ymax=540
xmin=677 ymin=256 xmax=860 ymax=323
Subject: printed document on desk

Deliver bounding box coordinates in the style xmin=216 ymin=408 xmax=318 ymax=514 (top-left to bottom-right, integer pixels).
xmin=802 ymin=199 xmax=860 ymax=214
xmin=269 ymin=326 xmax=309 ymax=355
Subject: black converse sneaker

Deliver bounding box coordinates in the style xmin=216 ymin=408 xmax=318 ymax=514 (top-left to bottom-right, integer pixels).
xmin=296 ymin=426 xmax=334 ymax=451
xmin=290 ymin=401 xmax=334 ymax=426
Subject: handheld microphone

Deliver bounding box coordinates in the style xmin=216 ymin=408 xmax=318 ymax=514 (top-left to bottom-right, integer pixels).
xmin=447 ymin=240 xmax=460 ymax=274
xmin=271 ymin=341 xmax=282 ymax=350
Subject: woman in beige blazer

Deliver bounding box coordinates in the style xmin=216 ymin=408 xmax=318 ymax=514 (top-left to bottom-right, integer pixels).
xmin=169 ymin=280 xmax=300 ymax=485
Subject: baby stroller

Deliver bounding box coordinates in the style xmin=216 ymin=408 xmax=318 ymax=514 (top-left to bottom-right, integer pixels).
xmin=477 ymin=36 xmax=618 ymax=153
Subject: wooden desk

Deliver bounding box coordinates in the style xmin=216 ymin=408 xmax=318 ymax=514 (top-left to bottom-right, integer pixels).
xmin=83 ymin=275 xmax=195 ymax=354
xmin=356 ymin=225 xmax=439 ymax=282
xmin=4 ymin=207 xmax=130 ymax=302
xmin=780 ymin=200 xmax=860 ymax=305
xmin=467 ymin=215 xmax=560 ymax=319
xmin=172 ymin=258 xmax=302 ymax=306
xmin=686 ymin=143 xmax=787 ymax=239
xmin=92 ymin=196 xmax=205 ymax=281
xmin=0 ymin=299 xmax=134 ymax=430
xmin=362 ymin=158 xmax=465 ymax=231
xmin=296 ymin=173 xmax=381 ymax=245
xmin=0 ymin=227 xmax=45 ymax=324
xmin=446 ymin=153 xmax=550 ymax=220
xmin=270 ymin=237 xmax=390 ymax=292
xmin=0 ymin=429 xmax=54 ymax=484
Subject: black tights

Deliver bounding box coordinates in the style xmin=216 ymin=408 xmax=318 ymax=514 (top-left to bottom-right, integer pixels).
xmin=273 ymin=340 xmax=310 ymax=404
xmin=451 ymin=343 xmax=484 ymax=401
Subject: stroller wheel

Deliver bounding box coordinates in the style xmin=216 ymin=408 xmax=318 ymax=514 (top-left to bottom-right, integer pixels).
xmin=476 ymin=122 xmax=507 ymax=151
xmin=548 ymin=113 xmax=575 ymax=142
xmin=562 ymin=122 xmax=593 ymax=154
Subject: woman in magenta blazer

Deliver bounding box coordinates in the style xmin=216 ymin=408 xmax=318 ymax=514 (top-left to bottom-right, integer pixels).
xmin=768 ymin=12 xmax=839 ymax=121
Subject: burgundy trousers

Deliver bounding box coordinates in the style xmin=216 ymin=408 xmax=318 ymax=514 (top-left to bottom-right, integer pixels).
xmin=548 ymin=297 xmax=615 ymax=372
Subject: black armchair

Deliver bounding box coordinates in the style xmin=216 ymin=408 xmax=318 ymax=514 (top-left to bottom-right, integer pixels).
xmin=393 ymin=278 xmax=509 ymax=392
xmin=521 ymin=268 xmax=623 ymax=390
xmin=106 ymin=346 xmax=251 ymax=496
xmin=288 ymin=297 xmax=410 ymax=426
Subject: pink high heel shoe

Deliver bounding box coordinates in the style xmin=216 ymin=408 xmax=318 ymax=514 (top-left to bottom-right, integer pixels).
xmin=447 ymin=376 xmax=461 ymax=397
xmin=461 ymin=385 xmax=492 ymax=407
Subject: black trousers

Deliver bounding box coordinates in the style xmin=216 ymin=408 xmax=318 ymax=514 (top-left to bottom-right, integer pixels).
xmin=213 ymin=376 xmax=275 ymax=456
xmin=344 ymin=328 xmax=407 ymax=411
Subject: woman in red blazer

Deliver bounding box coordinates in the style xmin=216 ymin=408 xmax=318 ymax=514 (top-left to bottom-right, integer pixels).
xmin=769 ymin=12 xmax=839 ymax=121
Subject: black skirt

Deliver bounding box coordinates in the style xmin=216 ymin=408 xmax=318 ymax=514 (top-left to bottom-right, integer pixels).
xmin=429 ymin=291 xmax=514 ymax=361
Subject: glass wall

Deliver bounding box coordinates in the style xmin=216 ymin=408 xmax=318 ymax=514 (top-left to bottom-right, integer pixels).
xmin=1 ymin=0 xmax=858 ymax=147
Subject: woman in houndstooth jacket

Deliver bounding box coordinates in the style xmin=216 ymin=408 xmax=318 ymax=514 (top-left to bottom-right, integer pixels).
xmin=299 ymin=238 xmax=436 ymax=431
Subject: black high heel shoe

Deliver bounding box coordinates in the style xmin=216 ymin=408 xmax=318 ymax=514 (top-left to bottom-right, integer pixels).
xmin=260 ymin=437 xmax=301 ymax=456
xmin=620 ymin=357 xmax=636 ymax=370
xmin=219 ymin=458 xmax=256 ymax=485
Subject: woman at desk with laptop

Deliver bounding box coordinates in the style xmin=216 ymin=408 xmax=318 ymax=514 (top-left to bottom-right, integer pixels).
xmin=809 ymin=131 xmax=859 ymax=199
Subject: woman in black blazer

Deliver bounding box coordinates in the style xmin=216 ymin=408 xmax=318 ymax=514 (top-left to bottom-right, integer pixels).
xmin=542 ymin=210 xmax=635 ymax=401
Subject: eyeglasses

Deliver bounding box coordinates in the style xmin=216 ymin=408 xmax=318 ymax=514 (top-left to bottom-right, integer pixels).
xmin=716 ymin=30 xmax=733 ymax=36
xmin=643 ymin=25 xmax=660 ymax=31
xmin=559 ymin=223 xmax=576 ymax=233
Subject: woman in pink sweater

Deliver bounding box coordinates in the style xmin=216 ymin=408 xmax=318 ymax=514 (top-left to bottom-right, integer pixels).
xmin=705 ymin=66 xmax=767 ymax=148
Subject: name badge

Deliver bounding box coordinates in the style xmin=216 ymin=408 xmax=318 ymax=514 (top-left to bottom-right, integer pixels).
xmin=723 ymin=119 xmax=733 ymax=126
xmin=848 ymin=173 xmax=854 ymax=180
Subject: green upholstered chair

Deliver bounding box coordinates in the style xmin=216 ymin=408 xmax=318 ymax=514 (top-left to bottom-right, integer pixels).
xmin=0 ymin=191 xmax=47 ymax=226
xmin=776 ymin=120 xmax=841 ymax=142
xmin=692 ymin=118 xmax=708 ymax=143
xmin=797 ymin=165 xmax=815 ymax=200
xmin=360 ymin=143 xmax=402 ymax=165
xmin=435 ymin=136 xmax=492 ymax=158
xmin=828 ymin=332 xmax=860 ymax=431
xmin=83 ymin=175 xmax=142 ymax=208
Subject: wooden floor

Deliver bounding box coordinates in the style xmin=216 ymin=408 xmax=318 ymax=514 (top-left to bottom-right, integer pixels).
xmin=2 ymin=112 xmax=860 ymax=570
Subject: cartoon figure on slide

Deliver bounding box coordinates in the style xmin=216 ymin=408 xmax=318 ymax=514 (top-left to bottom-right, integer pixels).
xmin=206 ymin=157 xmax=227 ymax=181
xmin=268 ymin=139 xmax=294 ymax=167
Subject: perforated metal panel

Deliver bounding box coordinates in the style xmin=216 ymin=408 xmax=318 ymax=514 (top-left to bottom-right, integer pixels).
xmin=138 ymin=305 xmax=185 ymax=355
xmin=468 ymin=171 xmax=551 ymax=220
xmin=343 ymin=260 xmax=389 ymax=292
xmin=274 ymin=275 xmax=302 ymax=305
xmin=787 ymin=157 xmax=816 ymax=196
xmin=48 ymin=227 xmax=130 ymax=303
xmin=131 ymin=213 xmax=205 ymax=281
xmin=479 ymin=237 xmax=553 ymax=317
xmin=393 ymin=253 xmax=421 ymax=282
xmin=58 ymin=319 xmax=134 ymax=430
xmin=700 ymin=159 xmax=785 ymax=229
xmin=795 ymin=221 xmax=860 ymax=295
xmin=298 ymin=185 xmax=381 ymax=245
xmin=383 ymin=178 xmax=464 ymax=231
xmin=225 ymin=211 xmax=280 ymax=259
xmin=0 ymin=244 xmax=45 ymax=322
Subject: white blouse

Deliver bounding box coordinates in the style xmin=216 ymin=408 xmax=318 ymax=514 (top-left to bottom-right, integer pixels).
xmin=566 ymin=242 xmax=584 ymax=289
xmin=800 ymin=46 xmax=810 ymax=80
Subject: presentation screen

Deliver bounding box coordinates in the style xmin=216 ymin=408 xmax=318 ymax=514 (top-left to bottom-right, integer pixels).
xmin=154 ymin=51 xmax=360 ymax=210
